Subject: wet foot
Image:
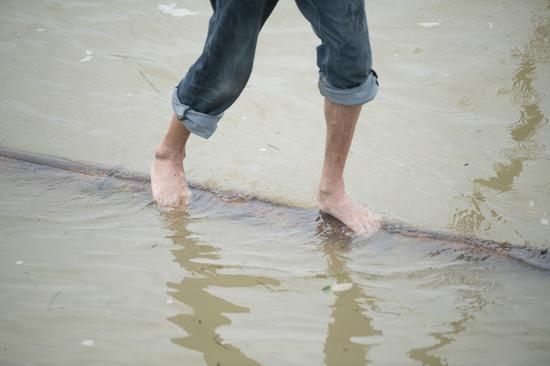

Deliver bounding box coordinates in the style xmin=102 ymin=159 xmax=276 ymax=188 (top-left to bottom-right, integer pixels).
xmin=318 ymin=190 xmax=381 ymax=237
xmin=150 ymin=149 xmax=192 ymax=211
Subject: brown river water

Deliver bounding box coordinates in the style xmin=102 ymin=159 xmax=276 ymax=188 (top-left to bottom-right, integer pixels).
xmin=1 ymin=0 xmax=550 ymax=365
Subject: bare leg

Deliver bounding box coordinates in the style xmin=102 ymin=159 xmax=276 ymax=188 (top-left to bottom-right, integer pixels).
xmin=318 ymin=98 xmax=381 ymax=236
xmin=150 ymin=113 xmax=192 ymax=210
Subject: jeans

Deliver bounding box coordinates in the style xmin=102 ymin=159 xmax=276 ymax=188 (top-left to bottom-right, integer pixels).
xmin=172 ymin=0 xmax=379 ymax=139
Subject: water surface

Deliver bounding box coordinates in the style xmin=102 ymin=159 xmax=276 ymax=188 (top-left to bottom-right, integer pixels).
xmin=1 ymin=158 xmax=549 ymax=365
xmin=1 ymin=0 xmax=550 ymax=364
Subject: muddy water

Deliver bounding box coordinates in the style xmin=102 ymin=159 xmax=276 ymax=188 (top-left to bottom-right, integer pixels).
xmin=1 ymin=157 xmax=550 ymax=366
xmin=1 ymin=0 xmax=550 ymax=365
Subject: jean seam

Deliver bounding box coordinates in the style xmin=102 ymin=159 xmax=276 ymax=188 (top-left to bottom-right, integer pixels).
xmin=325 ymin=32 xmax=330 ymax=82
xmin=314 ymin=4 xmax=329 ymax=82
xmin=185 ymin=10 xmax=217 ymax=110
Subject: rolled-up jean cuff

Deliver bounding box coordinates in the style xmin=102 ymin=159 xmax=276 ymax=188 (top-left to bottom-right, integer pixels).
xmin=171 ymin=87 xmax=223 ymax=139
xmin=318 ymin=70 xmax=379 ymax=106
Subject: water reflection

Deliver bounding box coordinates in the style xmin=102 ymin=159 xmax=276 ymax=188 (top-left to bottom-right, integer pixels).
xmin=407 ymin=316 xmax=472 ymax=366
xmin=450 ymin=19 xmax=549 ymax=236
xmin=163 ymin=214 xmax=280 ymax=366
xmin=407 ymin=263 xmax=491 ymax=366
xmin=316 ymin=217 xmax=382 ymax=365
xmin=315 ymin=219 xmax=493 ymax=366
xmin=161 ymin=205 xmax=496 ymax=365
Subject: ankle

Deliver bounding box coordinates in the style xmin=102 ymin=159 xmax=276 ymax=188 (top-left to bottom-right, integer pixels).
xmin=154 ymin=146 xmax=184 ymax=161
xmin=318 ymin=183 xmax=346 ymax=201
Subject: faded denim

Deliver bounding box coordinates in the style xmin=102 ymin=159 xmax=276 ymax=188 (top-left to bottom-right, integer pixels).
xmin=173 ymin=0 xmax=379 ymax=139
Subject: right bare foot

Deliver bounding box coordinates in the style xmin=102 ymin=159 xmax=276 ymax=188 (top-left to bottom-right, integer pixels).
xmin=318 ymin=189 xmax=381 ymax=237
xmin=150 ymin=149 xmax=192 ymax=211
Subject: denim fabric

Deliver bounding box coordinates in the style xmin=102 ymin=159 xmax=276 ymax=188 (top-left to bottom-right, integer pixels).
xmin=171 ymin=88 xmax=223 ymax=139
xmin=174 ymin=0 xmax=378 ymax=139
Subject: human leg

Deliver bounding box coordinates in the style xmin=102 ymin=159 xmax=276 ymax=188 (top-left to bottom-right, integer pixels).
xmin=174 ymin=0 xmax=279 ymax=138
xmin=318 ymin=99 xmax=380 ymax=236
xmin=151 ymin=113 xmax=192 ymax=210
xmin=295 ymin=0 xmax=378 ymax=104
xmin=296 ymin=0 xmax=380 ymax=235
xmin=151 ymin=0 xmax=278 ymax=209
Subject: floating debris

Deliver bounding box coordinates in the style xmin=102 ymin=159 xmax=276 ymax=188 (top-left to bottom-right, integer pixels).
xmin=166 ymin=298 xmax=173 ymax=304
xmin=332 ymin=282 xmax=353 ymax=292
xmin=81 ymin=339 xmax=95 ymax=347
xmin=158 ymin=4 xmax=196 ymax=17
xmin=323 ymin=282 xmax=353 ymax=293
xmin=36 ymin=28 xmax=45 ymax=32
xmin=80 ymin=50 xmax=93 ymax=63
xmin=529 ymin=200 xmax=535 ymax=207
xmin=15 ymin=260 xmax=23 ymax=265
xmin=259 ymin=148 xmax=267 ymax=152
xmin=419 ymin=21 xmax=440 ymax=28
xmin=541 ymin=218 xmax=549 ymax=226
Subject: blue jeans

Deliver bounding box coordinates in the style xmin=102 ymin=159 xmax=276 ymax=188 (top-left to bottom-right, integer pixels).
xmin=173 ymin=0 xmax=379 ymax=139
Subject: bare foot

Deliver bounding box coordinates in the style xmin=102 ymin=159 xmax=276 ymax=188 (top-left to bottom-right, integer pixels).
xmin=318 ymin=190 xmax=381 ymax=237
xmin=150 ymin=149 xmax=192 ymax=211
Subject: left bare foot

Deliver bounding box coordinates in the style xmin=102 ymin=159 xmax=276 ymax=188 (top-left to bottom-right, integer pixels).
xmin=318 ymin=190 xmax=381 ymax=237
xmin=150 ymin=149 xmax=192 ymax=211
